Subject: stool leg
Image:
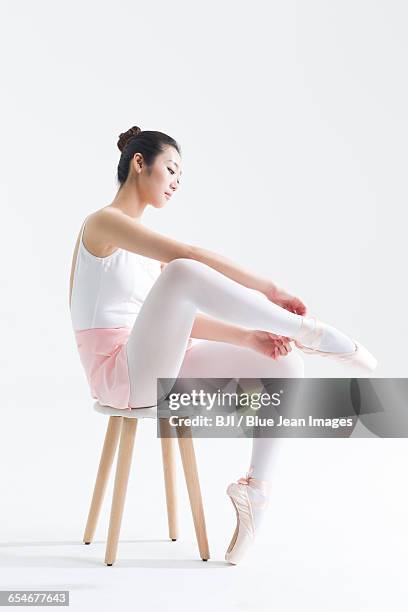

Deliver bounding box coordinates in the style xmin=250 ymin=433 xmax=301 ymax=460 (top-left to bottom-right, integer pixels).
xmin=159 ymin=418 xmax=178 ymax=541
xmin=105 ymin=417 xmax=138 ymax=566
xmin=176 ymin=424 xmax=210 ymax=561
xmin=83 ymin=416 xmax=123 ymax=545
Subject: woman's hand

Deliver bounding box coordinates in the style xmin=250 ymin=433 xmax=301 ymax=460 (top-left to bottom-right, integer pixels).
xmin=243 ymin=330 xmax=293 ymax=360
xmin=265 ymin=285 xmax=308 ymax=316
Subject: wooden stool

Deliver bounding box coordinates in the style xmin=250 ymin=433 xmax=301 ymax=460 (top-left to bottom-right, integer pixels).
xmin=83 ymin=401 xmax=210 ymax=565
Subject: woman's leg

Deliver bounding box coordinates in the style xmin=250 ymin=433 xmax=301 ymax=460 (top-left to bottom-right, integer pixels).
xmin=177 ymin=339 xmax=305 ymax=528
xmin=126 ymin=257 xmax=350 ymax=408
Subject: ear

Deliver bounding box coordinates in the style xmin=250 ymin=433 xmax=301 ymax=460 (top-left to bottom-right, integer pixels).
xmin=132 ymin=152 xmax=143 ymax=172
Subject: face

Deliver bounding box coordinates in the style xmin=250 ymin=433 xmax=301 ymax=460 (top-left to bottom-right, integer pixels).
xmin=133 ymin=146 xmax=183 ymax=207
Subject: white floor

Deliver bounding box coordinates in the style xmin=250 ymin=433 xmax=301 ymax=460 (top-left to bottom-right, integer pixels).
xmin=1 ymin=377 xmax=407 ymax=611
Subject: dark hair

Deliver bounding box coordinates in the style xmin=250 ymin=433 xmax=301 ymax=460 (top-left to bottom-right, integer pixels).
xmin=116 ymin=126 xmax=181 ymax=187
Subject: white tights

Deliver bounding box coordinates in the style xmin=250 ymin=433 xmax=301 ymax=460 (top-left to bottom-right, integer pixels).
xmin=125 ymin=257 xmax=308 ymax=407
xmin=174 ymin=339 xmax=300 ymax=528
xmin=125 ymin=257 xmax=354 ymax=525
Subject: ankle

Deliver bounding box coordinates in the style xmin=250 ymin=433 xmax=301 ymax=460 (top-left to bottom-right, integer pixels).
xmin=294 ymin=316 xmax=321 ymax=348
xmin=246 ymin=484 xmax=269 ymax=509
xmin=239 ymin=466 xmax=271 ymax=497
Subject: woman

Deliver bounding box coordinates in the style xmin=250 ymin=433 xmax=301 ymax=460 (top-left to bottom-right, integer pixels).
xmin=69 ymin=126 xmax=377 ymax=565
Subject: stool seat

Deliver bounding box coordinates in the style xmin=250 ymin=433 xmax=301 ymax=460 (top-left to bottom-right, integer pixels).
xmin=93 ymin=401 xmax=158 ymax=419
xmin=84 ymin=399 xmax=210 ymax=565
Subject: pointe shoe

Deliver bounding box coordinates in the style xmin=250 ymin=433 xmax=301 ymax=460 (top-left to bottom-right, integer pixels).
xmin=293 ymin=315 xmax=378 ymax=373
xmin=225 ymin=469 xmax=270 ymax=565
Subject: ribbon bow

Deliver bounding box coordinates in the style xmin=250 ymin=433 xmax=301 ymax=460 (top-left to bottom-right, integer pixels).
xmin=237 ymin=466 xmax=255 ymax=486
xmin=236 ymin=466 xmax=270 ymax=500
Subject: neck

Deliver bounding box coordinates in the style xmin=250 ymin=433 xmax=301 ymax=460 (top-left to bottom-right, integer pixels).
xmin=109 ymin=180 xmax=148 ymax=220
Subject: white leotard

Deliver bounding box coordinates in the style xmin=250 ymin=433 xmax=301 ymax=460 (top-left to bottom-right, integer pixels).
xmin=70 ymin=215 xmax=161 ymax=331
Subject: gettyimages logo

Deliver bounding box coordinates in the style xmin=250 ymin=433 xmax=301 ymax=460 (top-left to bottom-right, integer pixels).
xmin=166 ymin=388 xmax=282 ymax=411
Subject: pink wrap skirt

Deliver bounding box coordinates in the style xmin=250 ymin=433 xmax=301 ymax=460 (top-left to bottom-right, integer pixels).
xmin=74 ymin=327 xmax=193 ymax=411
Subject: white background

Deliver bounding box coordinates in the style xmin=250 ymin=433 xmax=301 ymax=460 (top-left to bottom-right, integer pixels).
xmin=1 ymin=1 xmax=407 ymax=610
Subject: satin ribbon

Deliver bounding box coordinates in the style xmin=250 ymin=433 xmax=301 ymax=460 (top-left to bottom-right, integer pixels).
xmin=236 ymin=466 xmax=271 ymax=498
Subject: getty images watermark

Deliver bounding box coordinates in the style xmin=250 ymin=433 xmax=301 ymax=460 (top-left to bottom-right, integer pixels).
xmin=165 ymin=387 xmax=354 ymax=429
xmin=155 ymin=377 xmax=408 ymax=438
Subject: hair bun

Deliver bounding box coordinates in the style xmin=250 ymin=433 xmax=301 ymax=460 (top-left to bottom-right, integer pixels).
xmin=117 ymin=126 xmax=142 ymax=152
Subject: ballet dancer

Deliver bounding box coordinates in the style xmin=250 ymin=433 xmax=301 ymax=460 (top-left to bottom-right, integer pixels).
xmin=69 ymin=126 xmax=377 ymax=565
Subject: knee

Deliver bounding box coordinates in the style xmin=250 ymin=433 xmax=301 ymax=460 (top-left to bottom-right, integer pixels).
xmin=165 ymin=257 xmax=195 ymax=271
xmin=161 ymin=257 xmax=205 ymax=285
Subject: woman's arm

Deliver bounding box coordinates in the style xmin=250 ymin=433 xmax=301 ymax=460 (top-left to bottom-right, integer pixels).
xmin=181 ymin=310 xmax=292 ymax=360
xmin=189 ymin=245 xmax=276 ymax=296
xmin=189 ymin=312 xmax=249 ymax=346
xmin=189 ymin=247 xmax=307 ymax=315
xmin=96 ymin=209 xmax=278 ymax=296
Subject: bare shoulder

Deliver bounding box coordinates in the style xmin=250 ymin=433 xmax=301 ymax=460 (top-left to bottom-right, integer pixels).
xmin=82 ymin=207 xmax=119 ymax=257
xmin=92 ymin=206 xmax=194 ymax=264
